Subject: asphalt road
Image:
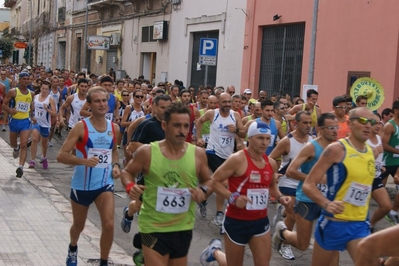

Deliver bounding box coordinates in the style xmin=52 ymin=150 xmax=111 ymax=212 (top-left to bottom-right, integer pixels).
xmin=1 ymin=124 xmax=395 ymax=265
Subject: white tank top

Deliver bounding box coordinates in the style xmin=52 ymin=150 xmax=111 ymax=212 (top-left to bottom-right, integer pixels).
xmin=206 ymin=109 xmax=236 ymax=159
xmin=128 ymin=105 xmax=145 ymax=122
xmin=33 ymin=94 xmax=51 ymax=128
xmin=50 ymin=88 xmax=61 ymax=112
xmin=278 ymin=133 xmax=313 ymax=189
xmin=69 ymin=93 xmax=86 ymax=128
xmin=367 ymin=135 xmax=384 ymax=178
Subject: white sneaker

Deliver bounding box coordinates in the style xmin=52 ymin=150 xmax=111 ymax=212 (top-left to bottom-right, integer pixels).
xmin=272 ymin=221 xmax=287 ymax=251
xmin=214 ymin=212 xmax=224 ymax=226
xmin=199 ymin=238 xmax=222 ymax=266
xmin=279 ymin=244 xmax=295 ymax=260
xmin=272 ymin=203 xmax=285 ymax=226
xmin=48 ymin=141 xmax=53 ymax=147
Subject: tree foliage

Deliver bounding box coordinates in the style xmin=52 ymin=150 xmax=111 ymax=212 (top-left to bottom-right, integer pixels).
xmin=0 ymin=38 xmax=14 ymax=58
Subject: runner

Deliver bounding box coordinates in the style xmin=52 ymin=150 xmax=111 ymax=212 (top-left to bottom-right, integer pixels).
xmin=57 ymin=86 xmax=121 ymax=266
xmin=1 ymin=69 xmax=12 ymax=131
xmin=207 ymin=121 xmax=290 ymax=266
xmin=29 ymin=81 xmax=57 ymax=169
xmin=273 ymin=113 xmax=339 ymax=262
xmin=121 ymin=102 xmax=212 ymax=266
xmin=196 ymin=92 xmax=246 ymax=225
xmin=269 ymin=110 xmax=313 ymax=260
xmin=302 ymin=107 xmax=376 ymax=265
xmin=1 ymin=72 xmax=35 ymax=177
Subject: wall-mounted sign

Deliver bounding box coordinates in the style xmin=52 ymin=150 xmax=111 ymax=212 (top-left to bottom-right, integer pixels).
xmin=87 ymin=36 xmax=110 ymax=50
xmin=153 ymin=21 xmax=168 ymax=40
xmin=14 ymin=42 xmax=28 ymax=49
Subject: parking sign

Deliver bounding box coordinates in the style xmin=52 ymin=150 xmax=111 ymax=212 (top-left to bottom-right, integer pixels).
xmin=199 ymin=38 xmax=218 ymax=66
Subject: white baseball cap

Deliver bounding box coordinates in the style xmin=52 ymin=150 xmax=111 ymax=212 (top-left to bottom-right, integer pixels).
xmin=244 ymin=88 xmax=252 ymax=94
xmin=247 ymin=121 xmax=271 ymax=138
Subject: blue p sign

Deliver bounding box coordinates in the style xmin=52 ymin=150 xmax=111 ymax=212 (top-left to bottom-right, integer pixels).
xmin=199 ymin=38 xmax=218 ymax=57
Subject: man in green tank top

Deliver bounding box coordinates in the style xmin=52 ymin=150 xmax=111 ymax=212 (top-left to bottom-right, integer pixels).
xmin=381 ymin=100 xmax=399 ymax=224
xmin=121 ymin=102 xmax=212 ymax=266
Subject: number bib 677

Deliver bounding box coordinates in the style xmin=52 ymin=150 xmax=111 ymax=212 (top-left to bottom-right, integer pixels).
xmin=343 ymin=182 xmax=371 ymax=207
xmin=88 ymin=148 xmax=112 ymax=168
xmin=246 ymin=188 xmax=269 ymax=210
xmin=156 ymin=187 xmax=191 ymax=214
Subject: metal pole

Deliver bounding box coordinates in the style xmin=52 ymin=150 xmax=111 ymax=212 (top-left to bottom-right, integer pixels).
xmin=204 ymin=65 xmax=208 ymax=87
xmin=307 ymin=0 xmax=319 ymax=84
xmin=82 ymin=0 xmax=89 ymax=70
xmin=28 ymin=0 xmax=32 ymax=65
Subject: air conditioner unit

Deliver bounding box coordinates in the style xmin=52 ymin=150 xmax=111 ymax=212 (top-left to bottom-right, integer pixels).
xmin=110 ymin=33 xmax=121 ymax=46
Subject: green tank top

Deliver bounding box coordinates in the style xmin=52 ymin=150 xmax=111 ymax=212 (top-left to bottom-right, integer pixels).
xmin=199 ymin=109 xmax=211 ymax=136
xmin=383 ymin=120 xmax=399 ymax=166
xmin=138 ymin=142 xmax=198 ymax=233
xmin=244 ymin=115 xmax=253 ymax=141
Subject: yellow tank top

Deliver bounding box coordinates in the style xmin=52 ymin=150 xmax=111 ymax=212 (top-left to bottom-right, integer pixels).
xmin=114 ymin=89 xmax=122 ymax=101
xmin=302 ymin=104 xmax=317 ymax=128
xmin=12 ymin=88 xmax=32 ymax=119
xmin=325 ymin=139 xmax=375 ymax=221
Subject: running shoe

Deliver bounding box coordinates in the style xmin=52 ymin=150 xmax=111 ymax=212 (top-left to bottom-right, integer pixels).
xmin=132 ymin=250 xmax=144 ymax=266
xmin=214 ymin=212 xmax=224 ymax=226
xmin=42 ymin=158 xmax=48 ymax=169
xmin=272 ymin=221 xmax=287 ymax=251
xmin=385 ymin=213 xmax=399 ymax=225
xmin=13 ymin=145 xmax=20 ymax=159
xmin=198 ymin=201 xmax=208 ymax=218
xmin=66 ymin=246 xmax=78 ymax=266
xmin=16 ymin=167 xmax=23 ymax=178
xmin=28 ymin=160 xmax=35 ymax=169
xmin=120 ymin=206 xmax=133 ymax=233
xmin=199 ymin=238 xmax=222 ymax=266
xmin=1 ymin=125 xmax=5 ymax=132
xmin=48 ymin=141 xmax=53 ymax=147
xmin=272 ymin=203 xmax=285 ymax=226
xmin=279 ymin=244 xmax=295 ymax=260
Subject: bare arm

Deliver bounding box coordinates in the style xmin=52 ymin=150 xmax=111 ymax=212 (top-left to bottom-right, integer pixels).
xmin=275 ymin=119 xmax=285 ymax=139
xmin=382 ymin=123 xmax=399 ymax=154
xmin=121 ymin=105 xmax=132 ymax=128
xmin=79 ymin=101 xmax=92 ymax=117
xmin=302 ymin=143 xmax=345 ymax=214
xmin=288 ymin=104 xmax=300 ymax=115
xmin=111 ymin=123 xmax=121 ymax=178
xmin=234 ymin=112 xmax=246 ymax=138
xmin=1 ymin=89 xmax=17 ymax=114
xmin=46 ymin=97 xmax=57 ymax=117
xmin=58 ymin=95 xmax=73 ymax=126
xmin=269 ymin=137 xmax=289 ymax=161
xmin=286 ymin=143 xmax=315 ymax=181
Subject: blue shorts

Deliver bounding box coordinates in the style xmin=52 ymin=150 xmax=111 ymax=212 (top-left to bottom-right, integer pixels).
xmin=223 ymin=216 xmax=270 ymax=246
xmin=32 ymin=124 xmax=50 ymax=138
xmin=295 ymin=201 xmax=321 ymax=221
xmin=314 ymin=215 xmax=370 ymax=251
xmin=9 ymin=118 xmax=31 ymax=133
xmin=70 ymin=185 xmax=114 ymax=206
xmin=279 ymin=187 xmax=296 ymax=197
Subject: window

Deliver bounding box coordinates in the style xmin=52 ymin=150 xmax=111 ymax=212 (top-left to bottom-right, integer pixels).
xmin=346 ymin=71 xmax=371 ymax=94
xmin=141 ymin=26 xmax=156 ymax=43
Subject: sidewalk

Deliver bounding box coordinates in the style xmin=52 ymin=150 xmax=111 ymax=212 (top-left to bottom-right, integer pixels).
xmin=0 ymin=138 xmax=133 ymax=265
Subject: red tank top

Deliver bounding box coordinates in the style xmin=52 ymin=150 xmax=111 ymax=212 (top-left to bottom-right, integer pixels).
xmin=185 ymin=104 xmax=195 ymax=143
xmin=226 ymin=149 xmax=273 ymax=220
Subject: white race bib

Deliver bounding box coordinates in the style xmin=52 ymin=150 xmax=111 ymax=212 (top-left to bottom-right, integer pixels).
xmin=35 ymin=108 xmax=45 ymax=117
xmin=268 ymin=135 xmax=276 ymax=147
xmin=16 ymin=102 xmax=30 ymax=112
xmin=343 ymin=182 xmax=371 ymax=207
xmin=202 ymin=134 xmax=210 ymax=144
xmin=88 ymin=148 xmax=112 ymax=168
xmin=394 ymin=145 xmax=399 ymax=157
xmin=155 ymin=187 xmax=191 ymax=214
xmin=105 ymin=113 xmax=113 ymax=121
xmin=219 ymin=135 xmax=233 ymax=148
xmin=246 ymin=188 xmax=269 ymax=210
xmin=317 ymin=184 xmax=328 ymax=197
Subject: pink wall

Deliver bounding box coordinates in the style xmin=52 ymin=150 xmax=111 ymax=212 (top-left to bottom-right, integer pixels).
xmin=241 ymin=0 xmax=399 ymax=111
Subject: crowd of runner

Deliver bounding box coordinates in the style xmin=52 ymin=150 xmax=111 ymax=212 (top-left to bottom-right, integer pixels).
xmin=1 ymin=63 xmax=399 ymax=266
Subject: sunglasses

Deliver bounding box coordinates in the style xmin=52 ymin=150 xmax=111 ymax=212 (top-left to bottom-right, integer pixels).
xmin=122 ymin=94 xmax=129 ymax=97
xmin=335 ymin=106 xmax=347 ymax=109
xmin=321 ymin=126 xmax=340 ymax=131
xmin=228 ymin=91 xmax=235 ymax=94
xmin=350 ymin=116 xmax=377 ymax=126
xmin=135 ymin=95 xmax=144 ymax=99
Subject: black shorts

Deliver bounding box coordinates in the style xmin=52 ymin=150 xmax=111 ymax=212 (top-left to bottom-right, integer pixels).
xmin=381 ymin=165 xmax=399 ymax=180
xmin=70 ymin=185 xmax=114 ymax=206
xmin=141 ymin=230 xmax=193 ymax=259
xmin=223 ymin=216 xmax=270 ymax=246
xmin=206 ymin=153 xmax=226 ymax=173
xmin=295 ymin=201 xmax=321 ymax=221
xmin=372 ymin=178 xmax=384 ymax=191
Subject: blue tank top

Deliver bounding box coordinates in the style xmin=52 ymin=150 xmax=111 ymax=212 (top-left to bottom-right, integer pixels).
xmin=61 ymin=86 xmax=68 ymax=101
xmin=105 ymin=94 xmax=117 ymax=121
xmin=296 ymin=140 xmax=324 ymax=202
xmin=72 ymin=118 xmax=116 ymax=190
xmin=1 ymin=78 xmax=10 ymax=93
xmin=256 ymin=118 xmax=277 ymax=155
